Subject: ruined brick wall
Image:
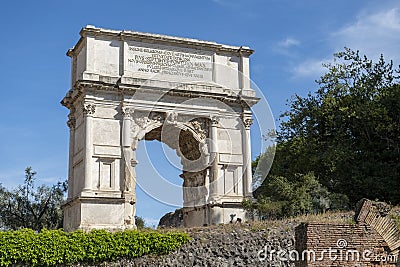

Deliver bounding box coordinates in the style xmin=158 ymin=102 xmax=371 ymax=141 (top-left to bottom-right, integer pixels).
xmin=295 ymin=199 xmax=400 ymax=267
xmin=295 ymin=223 xmax=398 ymax=267
xmin=355 ymin=199 xmax=400 ymax=251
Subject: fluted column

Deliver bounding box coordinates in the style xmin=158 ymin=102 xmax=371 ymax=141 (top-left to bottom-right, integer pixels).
xmin=67 ymin=110 xmax=76 ymax=199
xmin=242 ymin=116 xmax=253 ymax=197
xmin=208 ymin=116 xmax=219 ymax=201
xmin=83 ymin=103 xmax=95 ymax=191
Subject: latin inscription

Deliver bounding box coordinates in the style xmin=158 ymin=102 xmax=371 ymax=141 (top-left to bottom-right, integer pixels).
xmin=127 ymin=45 xmax=213 ymax=81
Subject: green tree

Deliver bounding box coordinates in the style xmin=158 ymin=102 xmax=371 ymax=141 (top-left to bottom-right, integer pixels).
xmin=135 ymin=216 xmax=145 ymax=229
xmin=0 ymin=167 xmax=67 ymax=231
xmin=246 ymin=173 xmax=346 ymax=219
xmin=252 ymin=145 xmax=276 ymax=189
xmin=265 ymin=48 xmax=400 ymax=205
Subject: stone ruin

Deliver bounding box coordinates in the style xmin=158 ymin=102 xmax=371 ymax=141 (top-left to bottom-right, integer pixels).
xmin=61 ymin=26 xmax=259 ymax=231
xmin=296 ymin=199 xmax=400 ymax=266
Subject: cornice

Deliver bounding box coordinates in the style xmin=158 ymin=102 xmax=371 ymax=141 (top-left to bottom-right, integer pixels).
xmin=60 ymin=80 xmax=259 ymax=110
xmin=67 ymin=25 xmax=254 ymax=57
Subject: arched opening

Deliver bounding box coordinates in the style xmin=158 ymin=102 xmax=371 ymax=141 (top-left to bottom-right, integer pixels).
xmin=134 ymin=123 xmax=209 ymax=228
xmin=135 ymin=140 xmax=183 ymax=228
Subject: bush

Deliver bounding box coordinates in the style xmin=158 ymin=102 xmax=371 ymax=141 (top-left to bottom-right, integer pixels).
xmin=246 ymin=173 xmax=349 ymax=219
xmin=391 ymin=212 xmax=400 ymax=231
xmin=0 ymin=228 xmax=190 ymax=266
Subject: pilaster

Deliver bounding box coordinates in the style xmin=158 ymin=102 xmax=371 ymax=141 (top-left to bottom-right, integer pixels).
xmin=82 ymin=103 xmax=95 ymax=192
xmin=242 ymin=114 xmax=254 ymax=197
xmin=208 ymin=116 xmax=220 ymax=201
xmin=67 ymin=110 xmax=76 ymax=199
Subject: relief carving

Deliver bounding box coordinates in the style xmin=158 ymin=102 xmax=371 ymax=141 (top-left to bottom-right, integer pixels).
xmin=130 ymin=111 xmax=169 ymax=141
xmin=67 ymin=113 xmax=76 ymax=128
xmin=150 ymin=111 xmax=165 ymax=122
xmin=133 ymin=116 xmax=151 ymax=129
xmin=187 ymin=118 xmax=209 ymax=140
xmin=133 ymin=111 xmax=165 ymax=129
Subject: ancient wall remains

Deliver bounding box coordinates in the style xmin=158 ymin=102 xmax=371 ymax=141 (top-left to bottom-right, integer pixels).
xmin=295 ymin=199 xmax=400 ymax=267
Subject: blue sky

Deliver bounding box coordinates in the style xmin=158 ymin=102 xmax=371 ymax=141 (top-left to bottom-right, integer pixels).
xmin=1 ymin=0 xmax=400 ymax=226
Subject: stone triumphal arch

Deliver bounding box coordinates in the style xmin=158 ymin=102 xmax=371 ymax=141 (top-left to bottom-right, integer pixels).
xmin=62 ymin=26 xmax=259 ymax=231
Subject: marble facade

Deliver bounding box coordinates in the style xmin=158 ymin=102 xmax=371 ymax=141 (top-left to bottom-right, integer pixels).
xmin=61 ymin=25 xmax=259 ymax=231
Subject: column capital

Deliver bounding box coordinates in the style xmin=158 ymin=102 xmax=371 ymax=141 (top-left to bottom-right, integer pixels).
xmin=166 ymin=112 xmax=178 ymax=124
xmin=83 ymin=103 xmax=96 ymax=116
xmin=210 ymin=116 xmax=220 ymax=126
xmin=122 ymin=106 xmax=134 ymax=118
xmin=243 ymin=117 xmax=253 ymax=129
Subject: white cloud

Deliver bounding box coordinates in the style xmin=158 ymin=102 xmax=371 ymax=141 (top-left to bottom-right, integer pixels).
xmin=293 ymin=6 xmax=400 ymax=78
xmin=278 ymin=37 xmax=300 ymax=48
xmin=292 ymin=58 xmax=329 ymax=78
xmin=274 ymin=37 xmax=301 ymax=58
xmin=332 ymin=8 xmax=400 ymax=62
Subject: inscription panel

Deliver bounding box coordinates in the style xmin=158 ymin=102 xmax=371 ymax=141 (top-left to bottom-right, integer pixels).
xmin=126 ymin=41 xmax=213 ymax=82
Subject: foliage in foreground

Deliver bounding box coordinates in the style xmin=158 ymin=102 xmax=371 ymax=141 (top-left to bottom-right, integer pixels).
xmin=0 ymin=228 xmax=190 ymax=266
xmin=0 ymin=167 xmax=67 ymax=231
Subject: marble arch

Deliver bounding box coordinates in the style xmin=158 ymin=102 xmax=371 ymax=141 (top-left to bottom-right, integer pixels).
xmin=61 ymin=26 xmax=259 ymax=231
